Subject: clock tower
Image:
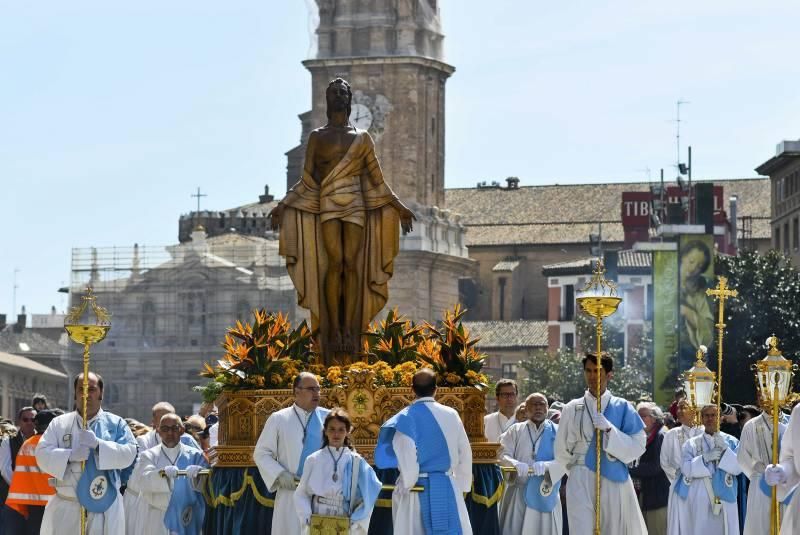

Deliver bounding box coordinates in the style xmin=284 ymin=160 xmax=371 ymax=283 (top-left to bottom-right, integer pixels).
xmin=286 ymin=0 xmax=453 ymax=209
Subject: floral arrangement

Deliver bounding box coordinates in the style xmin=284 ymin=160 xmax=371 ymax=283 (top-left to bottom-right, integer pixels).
xmin=195 ymin=305 xmax=489 ymax=402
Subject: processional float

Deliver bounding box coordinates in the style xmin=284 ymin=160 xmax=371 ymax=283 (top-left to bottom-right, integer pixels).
xmin=64 ymin=288 xmax=111 ymax=535
xmin=576 ymin=260 xmax=622 ymax=535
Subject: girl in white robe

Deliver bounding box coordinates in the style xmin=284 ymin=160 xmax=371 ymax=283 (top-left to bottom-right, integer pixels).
xmin=294 ymin=409 xmax=382 ymax=535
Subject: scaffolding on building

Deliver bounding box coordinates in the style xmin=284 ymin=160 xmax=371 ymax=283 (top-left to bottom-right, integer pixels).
xmin=67 ymin=233 xmax=299 ymax=421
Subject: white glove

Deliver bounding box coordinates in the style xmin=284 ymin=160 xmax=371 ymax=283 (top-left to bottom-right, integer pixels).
xmin=592 ymin=413 xmax=612 ymax=431
xmin=702 ymin=448 xmax=723 ymax=464
xmin=77 ymin=429 xmax=99 ymax=449
xmin=68 ymin=446 xmax=90 ymax=462
xmin=163 ymin=466 xmax=179 ymax=479
xmin=515 ymin=462 xmax=529 ymax=479
xmin=713 ymin=433 xmax=727 ymax=451
xmin=394 ymin=475 xmax=412 ymax=495
xmin=532 ymin=461 xmax=547 ymax=477
xmin=276 ymin=470 xmax=296 ymax=490
xmin=185 ymin=465 xmax=203 ymax=479
xmin=765 ymin=464 xmax=787 ymax=486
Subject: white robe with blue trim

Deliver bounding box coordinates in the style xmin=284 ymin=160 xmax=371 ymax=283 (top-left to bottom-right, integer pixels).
xmin=554 ymin=390 xmax=647 ymax=535
xmin=673 ymin=432 xmax=741 ymax=535
xmin=499 ymin=419 xmax=565 ymax=534
xmin=254 ymin=404 xmax=325 ymax=535
xmin=35 ymin=409 xmax=137 ymax=535
xmin=775 ymin=403 xmax=800 ymax=533
xmin=661 ymin=423 xmax=703 ymax=534
xmin=130 ymin=442 xmax=207 ymax=535
xmin=390 ymin=397 xmax=473 ymax=535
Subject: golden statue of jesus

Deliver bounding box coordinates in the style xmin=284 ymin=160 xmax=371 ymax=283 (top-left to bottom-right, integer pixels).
xmin=270 ymin=78 xmax=415 ymax=364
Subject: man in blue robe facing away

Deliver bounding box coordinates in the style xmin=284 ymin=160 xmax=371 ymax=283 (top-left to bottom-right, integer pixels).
xmin=375 ymin=368 xmax=473 ymax=535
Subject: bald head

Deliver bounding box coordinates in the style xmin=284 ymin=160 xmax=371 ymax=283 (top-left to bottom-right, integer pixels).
xmin=157 ymin=413 xmax=184 ymax=448
xmin=525 ymin=393 xmax=549 ymax=424
xmin=151 ymin=401 xmax=176 ymax=428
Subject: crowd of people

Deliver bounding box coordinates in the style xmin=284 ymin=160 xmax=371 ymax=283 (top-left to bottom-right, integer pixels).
xmin=1 ymin=352 xmax=799 ymax=534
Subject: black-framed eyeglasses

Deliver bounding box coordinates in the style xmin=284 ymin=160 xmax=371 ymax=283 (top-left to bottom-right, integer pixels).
xmin=159 ymin=425 xmax=182 ymax=433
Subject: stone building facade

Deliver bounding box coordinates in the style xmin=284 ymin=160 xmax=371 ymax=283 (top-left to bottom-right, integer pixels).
xmin=756 ymin=139 xmax=800 ymax=264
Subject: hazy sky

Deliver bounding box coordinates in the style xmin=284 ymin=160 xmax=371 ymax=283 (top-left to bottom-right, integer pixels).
xmin=2 ymin=1 xmax=799 ymax=316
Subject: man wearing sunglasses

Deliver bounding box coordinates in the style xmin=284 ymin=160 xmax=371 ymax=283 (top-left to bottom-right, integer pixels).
xmin=0 ymin=407 xmax=36 ymax=511
xmin=254 ymin=372 xmax=330 ymax=534
xmin=131 ymin=413 xmax=207 ymax=535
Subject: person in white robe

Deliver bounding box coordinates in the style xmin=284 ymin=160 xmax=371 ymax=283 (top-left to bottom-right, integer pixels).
xmin=662 ymin=398 xmax=703 ymax=534
xmin=499 ymin=392 xmax=565 ymax=534
xmin=738 ymin=406 xmax=791 ymax=535
xmin=124 ymin=401 xmax=200 ymax=535
xmin=35 ymin=372 xmax=137 ymax=535
xmin=764 ymin=401 xmax=800 ymax=533
xmin=132 ymin=413 xmax=207 ymax=535
xmin=254 ymin=372 xmax=330 ymax=535
xmin=554 ymin=351 xmax=647 ymax=535
xmin=673 ymin=404 xmax=741 ymax=535
xmin=294 ymin=408 xmax=382 ymax=534
xmin=375 ymin=368 xmax=473 ymax=535
xmin=484 ymin=379 xmax=518 ymax=442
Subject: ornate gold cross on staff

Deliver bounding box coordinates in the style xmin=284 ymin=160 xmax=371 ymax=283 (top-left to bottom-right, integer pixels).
xmin=706 ymin=275 xmax=738 ymax=431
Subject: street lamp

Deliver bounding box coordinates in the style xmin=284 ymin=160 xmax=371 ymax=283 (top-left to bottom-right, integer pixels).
xmin=682 ymin=345 xmax=715 ymax=426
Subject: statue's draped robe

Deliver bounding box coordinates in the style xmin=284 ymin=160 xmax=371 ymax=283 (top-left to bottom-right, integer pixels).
xmin=279 ymin=130 xmax=400 ymax=357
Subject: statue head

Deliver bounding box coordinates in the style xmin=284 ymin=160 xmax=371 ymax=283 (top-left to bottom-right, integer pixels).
xmin=326 ymin=77 xmax=352 ymax=120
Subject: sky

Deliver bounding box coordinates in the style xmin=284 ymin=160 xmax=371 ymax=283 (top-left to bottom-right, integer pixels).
xmin=2 ymin=1 xmax=799 ymax=317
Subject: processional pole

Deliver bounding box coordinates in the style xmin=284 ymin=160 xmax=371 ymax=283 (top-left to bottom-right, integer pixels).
xmin=64 ymin=288 xmax=111 ymax=535
xmin=752 ymin=336 xmax=796 ymax=535
xmin=576 ymin=260 xmax=622 ymax=535
xmin=706 ymin=276 xmax=737 ymax=432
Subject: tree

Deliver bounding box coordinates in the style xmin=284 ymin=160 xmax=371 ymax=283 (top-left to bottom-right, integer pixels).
xmin=521 ymin=311 xmax=654 ymax=403
xmin=713 ymin=250 xmax=800 ymax=403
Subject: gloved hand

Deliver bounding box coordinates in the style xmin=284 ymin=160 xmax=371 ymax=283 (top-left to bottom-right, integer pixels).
xmin=77 ymin=429 xmax=99 ymax=449
xmin=514 ymin=462 xmax=529 ymax=480
xmin=185 ymin=465 xmax=203 ymax=479
xmin=532 ymin=461 xmax=547 ymax=477
xmin=592 ymin=413 xmax=612 ymax=431
xmin=163 ymin=466 xmax=179 ymax=479
xmin=276 ymin=470 xmax=296 ymax=490
xmin=713 ymin=433 xmax=727 ymax=452
xmin=394 ymin=475 xmax=412 ymax=495
xmin=68 ymin=446 xmax=91 ymax=462
xmin=702 ymin=448 xmax=723 ymax=464
xmin=765 ymin=464 xmax=788 ymax=486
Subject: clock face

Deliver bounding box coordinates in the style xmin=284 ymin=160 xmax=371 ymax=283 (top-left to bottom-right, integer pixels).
xmin=349 ymin=103 xmax=373 ymax=130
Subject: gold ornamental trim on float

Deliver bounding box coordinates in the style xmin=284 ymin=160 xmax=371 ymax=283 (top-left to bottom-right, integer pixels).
xmin=211 ymin=368 xmax=494 ymax=467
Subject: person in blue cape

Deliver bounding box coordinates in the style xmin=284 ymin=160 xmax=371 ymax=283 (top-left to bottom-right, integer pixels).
xmin=374 ymin=368 xmax=473 ymax=535
xmin=35 ymin=372 xmax=137 ymax=535
xmin=499 ymin=392 xmax=566 ymax=534
xmin=124 ymin=401 xmax=201 ymax=535
xmin=131 ymin=413 xmax=207 ymax=535
xmin=675 ymin=404 xmax=742 ymax=535
xmin=294 ymin=408 xmax=381 ymax=534
xmin=554 ymin=351 xmax=648 ymax=534
xmin=255 ymin=372 xmax=331 ymax=534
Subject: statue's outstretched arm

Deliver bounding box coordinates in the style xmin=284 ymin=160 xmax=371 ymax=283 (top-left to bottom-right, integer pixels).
xmin=270 ymin=133 xmax=318 ymax=230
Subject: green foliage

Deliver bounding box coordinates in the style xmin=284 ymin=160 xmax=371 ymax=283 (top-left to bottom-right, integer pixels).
xmin=714 ymin=250 xmax=800 ymax=403
xmin=362 ymin=307 xmax=426 ymax=366
xmin=419 ymin=304 xmax=488 ymax=388
xmin=521 ymin=311 xmax=653 ymax=402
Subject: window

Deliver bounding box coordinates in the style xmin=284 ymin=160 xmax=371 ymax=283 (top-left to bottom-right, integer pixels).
xmin=502 ymin=363 xmax=518 ymax=380
xmin=785 ymin=222 xmax=790 ymax=253
xmin=563 ymin=332 xmax=575 ymax=349
xmin=563 ymin=285 xmax=575 ymax=321
xmin=142 ymin=301 xmax=156 ymax=338
xmin=498 ymin=277 xmax=507 ymax=321
xmin=776 ymin=226 xmax=781 ymax=250
xmin=794 ymin=218 xmax=799 ymax=251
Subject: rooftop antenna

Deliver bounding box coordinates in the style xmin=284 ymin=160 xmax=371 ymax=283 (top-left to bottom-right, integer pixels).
xmin=675 ymin=99 xmax=690 ymax=175
xmin=12 ymin=268 xmax=20 ymax=316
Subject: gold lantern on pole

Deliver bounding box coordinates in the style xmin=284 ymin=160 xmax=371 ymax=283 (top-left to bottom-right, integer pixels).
xmin=682 ymin=345 xmax=716 ymax=426
xmin=64 ymin=288 xmax=111 ymax=535
xmin=752 ymin=335 xmax=796 ymax=535
xmin=576 ymin=260 xmax=622 ymax=535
